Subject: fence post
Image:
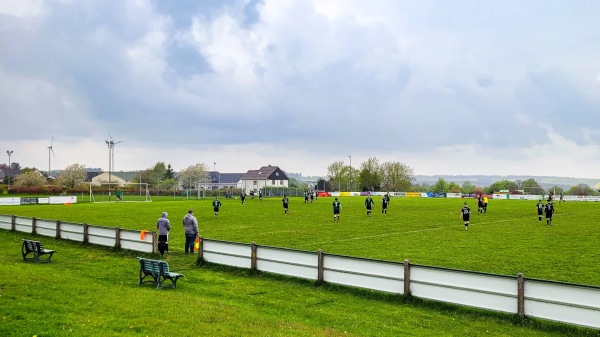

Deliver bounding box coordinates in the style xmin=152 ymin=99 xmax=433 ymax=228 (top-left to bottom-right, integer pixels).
xmin=196 ymin=236 xmax=204 ymax=265
xmin=251 ymin=241 xmax=257 ymax=271
xmin=404 ymin=259 xmax=411 ymax=296
xmin=151 ymin=231 xmax=157 ymax=255
xmin=56 ymin=220 xmax=61 ymax=239
xmin=11 ymin=215 xmax=16 ymax=231
xmin=517 ymin=273 xmax=525 ymax=317
xmin=115 ymin=227 xmax=121 ymax=250
xmin=83 ymin=223 xmax=89 ymax=244
xmin=32 ymin=217 xmax=37 ymax=235
xmin=317 ymin=249 xmax=324 ymax=285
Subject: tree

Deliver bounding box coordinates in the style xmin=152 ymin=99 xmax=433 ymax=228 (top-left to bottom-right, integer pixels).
xmin=288 ymin=177 xmax=301 ymax=188
xmin=179 ymin=163 xmax=208 ymax=189
xmin=165 ymin=164 xmax=175 ymax=179
xmin=485 ymin=180 xmax=519 ymax=194
xmin=567 ymin=184 xmax=597 ymax=196
xmin=412 ymin=182 xmax=430 ymax=192
xmin=13 ymin=170 xmax=46 ymax=187
xmin=380 ymin=161 xmax=414 ymax=192
xmin=431 ymin=178 xmax=449 ymax=193
xmin=447 ymin=181 xmax=461 ymax=193
xmin=327 ymin=161 xmax=347 ymax=192
xmin=358 ymin=157 xmax=382 ymax=191
xmin=58 ymin=163 xmax=87 ymax=188
xmin=151 ymin=162 xmax=167 ymax=188
xmin=547 ymin=186 xmax=564 ymax=195
xmin=521 ymin=178 xmax=543 ymax=194
xmin=461 ymin=181 xmax=475 ymax=194
xmin=10 ymin=162 xmax=20 ymax=170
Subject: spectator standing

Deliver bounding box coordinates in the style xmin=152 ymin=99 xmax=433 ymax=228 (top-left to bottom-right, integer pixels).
xmin=183 ymin=209 xmax=199 ymax=254
xmin=156 ymin=211 xmax=170 ymax=256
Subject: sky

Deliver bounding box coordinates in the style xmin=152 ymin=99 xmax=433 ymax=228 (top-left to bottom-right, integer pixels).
xmin=1 ymin=0 xmax=600 ymax=179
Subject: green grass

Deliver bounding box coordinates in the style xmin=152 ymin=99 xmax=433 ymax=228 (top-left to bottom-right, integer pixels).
xmin=1 ymin=230 xmax=596 ymax=337
xmin=2 ymin=196 xmax=600 ymax=336
xmin=3 ymin=196 xmax=600 ymax=284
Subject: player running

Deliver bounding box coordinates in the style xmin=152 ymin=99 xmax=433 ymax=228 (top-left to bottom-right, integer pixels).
xmin=545 ymin=200 xmax=554 ymax=226
xmin=332 ymin=197 xmax=342 ymax=222
xmin=240 ymin=191 xmax=246 ymax=206
xmin=282 ymin=195 xmax=289 ymax=215
xmin=461 ymin=202 xmax=471 ymax=231
xmin=477 ymin=195 xmax=484 ymax=215
xmin=364 ymin=194 xmax=375 ymax=217
xmin=212 ymin=197 xmax=222 ymax=218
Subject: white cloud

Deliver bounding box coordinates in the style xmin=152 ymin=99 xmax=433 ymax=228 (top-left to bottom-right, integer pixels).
xmin=0 ymin=0 xmax=44 ymax=17
xmin=1 ymin=0 xmax=600 ymax=179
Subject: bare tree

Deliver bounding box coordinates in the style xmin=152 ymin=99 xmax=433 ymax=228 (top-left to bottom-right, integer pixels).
xmin=327 ymin=161 xmax=347 ymax=191
xmin=58 ymin=163 xmax=87 ymax=188
xmin=380 ymin=161 xmax=414 ymax=192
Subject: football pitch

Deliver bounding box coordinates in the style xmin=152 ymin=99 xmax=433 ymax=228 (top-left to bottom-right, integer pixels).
xmin=1 ymin=196 xmax=600 ymax=336
xmin=2 ymin=195 xmax=599 ymax=286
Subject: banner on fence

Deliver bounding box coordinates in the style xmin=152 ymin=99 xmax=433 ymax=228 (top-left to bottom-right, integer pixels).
xmin=0 ymin=196 xmax=77 ymax=206
xmin=446 ymin=193 xmax=461 ymax=198
xmin=20 ymin=197 xmax=38 ymax=205
xmin=0 ymin=197 xmax=20 ymax=206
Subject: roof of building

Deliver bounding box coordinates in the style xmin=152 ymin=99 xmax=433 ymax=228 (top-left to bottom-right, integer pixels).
xmin=86 ymin=171 xmax=102 ymax=181
xmin=0 ymin=167 xmax=20 ymax=178
xmin=207 ymin=172 xmax=244 ymax=184
xmin=241 ymin=165 xmax=288 ymax=180
xmin=106 ymin=171 xmax=141 ymax=182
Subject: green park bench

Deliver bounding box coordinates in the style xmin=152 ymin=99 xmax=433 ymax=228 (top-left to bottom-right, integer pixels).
xmin=137 ymin=257 xmax=184 ymax=289
xmin=21 ymin=239 xmax=55 ymax=263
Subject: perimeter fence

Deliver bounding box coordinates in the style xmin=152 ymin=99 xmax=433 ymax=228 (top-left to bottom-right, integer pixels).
xmin=2 ymin=214 xmax=598 ymax=330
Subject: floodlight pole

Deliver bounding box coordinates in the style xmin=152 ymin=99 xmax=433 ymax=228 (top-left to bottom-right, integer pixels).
xmin=106 ymin=140 xmax=112 ymax=198
xmin=348 ymin=155 xmax=352 ymax=192
xmin=6 ymin=150 xmax=13 ymax=190
xmin=214 ymin=162 xmax=220 ymax=198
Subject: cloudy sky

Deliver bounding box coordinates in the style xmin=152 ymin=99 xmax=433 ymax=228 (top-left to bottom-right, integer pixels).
xmin=1 ymin=0 xmax=599 ymax=178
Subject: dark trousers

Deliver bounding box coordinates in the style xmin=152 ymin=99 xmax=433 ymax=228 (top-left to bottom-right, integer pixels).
xmin=158 ymin=235 xmax=168 ymax=255
xmin=185 ymin=234 xmax=196 ymax=254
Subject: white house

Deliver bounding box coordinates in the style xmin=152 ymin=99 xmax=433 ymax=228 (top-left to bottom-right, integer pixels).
xmin=239 ymin=165 xmax=289 ymax=194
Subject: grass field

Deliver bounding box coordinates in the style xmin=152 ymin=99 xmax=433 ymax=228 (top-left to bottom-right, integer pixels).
xmin=1 ymin=196 xmax=600 ymax=336
xmin=2 ymin=196 xmax=600 ymax=284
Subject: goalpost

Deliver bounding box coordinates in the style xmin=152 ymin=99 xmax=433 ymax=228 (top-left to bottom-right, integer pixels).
xmin=89 ymin=182 xmax=152 ymax=203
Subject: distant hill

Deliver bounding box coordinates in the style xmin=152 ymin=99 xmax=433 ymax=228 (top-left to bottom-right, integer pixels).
xmin=414 ymin=175 xmax=600 ymax=190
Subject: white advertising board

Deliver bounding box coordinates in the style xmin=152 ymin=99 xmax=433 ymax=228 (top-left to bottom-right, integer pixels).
xmin=256 ymin=247 xmax=318 ymax=280
xmin=0 ymin=197 xmax=21 ymax=206
xmin=36 ymin=219 xmax=57 ymax=237
xmin=49 ymin=196 xmax=77 ymax=204
xmin=0 ymin=214 xmax=12 ymax=230
xmin=524 ymin=280 xmax=600 ymax=329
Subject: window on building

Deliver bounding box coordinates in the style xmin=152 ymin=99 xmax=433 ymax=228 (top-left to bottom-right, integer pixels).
xmin=253 ymin=181 xmax=257 ymax=186
xmin=280 ymin=180 xmax=284 ymax=185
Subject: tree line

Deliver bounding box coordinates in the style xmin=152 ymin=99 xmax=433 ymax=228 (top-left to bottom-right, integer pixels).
xmin=2 ymin=158 xmax=598 ymax=196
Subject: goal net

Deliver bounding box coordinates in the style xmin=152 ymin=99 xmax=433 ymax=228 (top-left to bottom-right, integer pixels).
xmin=89 ymin=182 xmax=152 ymax=203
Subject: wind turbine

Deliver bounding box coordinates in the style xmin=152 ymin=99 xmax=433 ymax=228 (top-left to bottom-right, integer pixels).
xmin=108 ymin=133 xmax=123 ymax=172
xmin=47 ymin=136 xmax=55 ymax=177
